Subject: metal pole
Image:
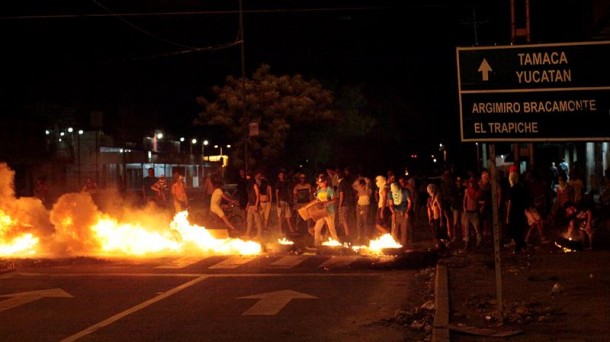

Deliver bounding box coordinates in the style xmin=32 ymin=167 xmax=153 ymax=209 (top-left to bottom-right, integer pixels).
xmin=77 ymin=133 xmax=81 ymax=188
xmin=239 ymin=0 xmax=248 ymax=174
xmin=489 ymin=144 xmax=504 ymax=322
xmin=202 ymin=143 xmax=205 ymax=184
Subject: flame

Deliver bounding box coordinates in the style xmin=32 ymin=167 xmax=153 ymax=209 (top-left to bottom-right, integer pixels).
xmin=0 ymin=209 xmax=40 ymax=256
xmin=0 ymin=198 xmax=261 ymax=258
xmin=0 ymin=233 xmax=38 ymax=255
xmin=278 ymin=238 xmax=294 ymax=245
xmin=321 ymin=237 xmax=342 ymax=247
xmin=361 ymin=234 xmax=403 ymax=255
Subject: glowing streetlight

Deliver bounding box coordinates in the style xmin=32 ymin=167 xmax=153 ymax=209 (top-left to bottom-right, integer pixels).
xmin=202 ymin=140 xmax=209 ymax=180
xmin=190 ymin=138 xmax=197 ymax=154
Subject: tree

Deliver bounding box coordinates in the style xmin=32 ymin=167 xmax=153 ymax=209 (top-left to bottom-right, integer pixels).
xmin=194 ymin=64 xmax=338 ymax=172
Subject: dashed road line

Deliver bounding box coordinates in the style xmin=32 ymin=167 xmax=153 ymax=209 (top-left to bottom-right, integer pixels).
xmin=155 ymin=256 xmax=206 ymax=269
xmin=208 ymin=256 xmax=258 ymax=269
xmin=268 ymin=255 xmax=309 ymax=269
xmin=318 ymin=256 xmax=361 ymax=269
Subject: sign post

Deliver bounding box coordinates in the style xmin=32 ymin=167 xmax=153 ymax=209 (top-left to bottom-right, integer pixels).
xmin=457 ymin=40 xmax=610 ymax=322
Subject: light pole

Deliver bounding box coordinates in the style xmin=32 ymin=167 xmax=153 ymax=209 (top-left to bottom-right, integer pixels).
xmin=190 ymin=138 xmax=197 ymax=155
xmin=215 ymin=144 xmax=231 ymax=180
xmin=77 ymin=129 xmax=83 ymax=187
xmin=202 ymin=139 xmax=208 ymax=181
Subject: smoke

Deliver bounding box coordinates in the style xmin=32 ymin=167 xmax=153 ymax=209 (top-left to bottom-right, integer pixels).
xmin=1 ymin=162 xmax=176 ymax=257
xmin=0 ymin=163 xmax=53 ymax=242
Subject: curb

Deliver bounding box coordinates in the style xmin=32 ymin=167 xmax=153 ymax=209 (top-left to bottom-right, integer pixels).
xmin=432 ymin=263 xmax=450 ymax=342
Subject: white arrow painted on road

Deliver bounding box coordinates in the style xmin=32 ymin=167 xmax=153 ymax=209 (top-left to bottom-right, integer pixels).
xmin=0 ymin=288 xmax=73 ymax=312
xmin=238 ymin=290 xmax=317 ymax=315
xmin=478 ymin=58 xmax=492 ymax=81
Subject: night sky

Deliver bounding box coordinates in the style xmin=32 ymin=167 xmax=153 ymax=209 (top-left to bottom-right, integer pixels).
xmin=1 ymin=0 xmax=602 ymax=165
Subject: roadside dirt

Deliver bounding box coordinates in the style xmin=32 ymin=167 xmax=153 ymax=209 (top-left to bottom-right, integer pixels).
xmin=448 ymin=244 xmax=610 ymax=342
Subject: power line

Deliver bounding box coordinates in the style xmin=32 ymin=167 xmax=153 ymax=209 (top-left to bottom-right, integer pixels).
xmin=90 ymin=0 xmax=196 ymax=49
xmin=0 ymin=4 xmax=458 ymax=20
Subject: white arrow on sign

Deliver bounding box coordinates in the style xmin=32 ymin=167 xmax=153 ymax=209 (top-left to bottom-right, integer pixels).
xmin=238 ymin=290 xmax=317 ymax=316
xmin=0 ymin=288 xmax=73 ymax=312
xmin=478 ymin=58 xmax=493 ymax=81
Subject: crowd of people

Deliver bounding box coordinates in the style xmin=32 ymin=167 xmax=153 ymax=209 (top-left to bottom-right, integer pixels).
xmin=138 ymin=163 xmax=610 ymax=251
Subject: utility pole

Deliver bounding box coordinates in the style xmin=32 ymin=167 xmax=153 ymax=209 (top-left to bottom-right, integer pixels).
xmin=461 ymin=6 xmax=487 ymax=46
xmin=511 ymin=0 xmax=535 ymax=172
xmin=462 ymin=6 xmax=488 ymax=172
xmin=239 ymin=0 xmax=248 ymax=174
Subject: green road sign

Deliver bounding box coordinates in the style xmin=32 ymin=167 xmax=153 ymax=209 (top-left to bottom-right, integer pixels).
xmin=456 ymin=41 xmax=610 ymax=142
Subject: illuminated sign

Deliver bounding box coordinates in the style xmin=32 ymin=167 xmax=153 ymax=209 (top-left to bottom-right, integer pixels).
xmin=456 ymin=41 xmax=610 ymax=142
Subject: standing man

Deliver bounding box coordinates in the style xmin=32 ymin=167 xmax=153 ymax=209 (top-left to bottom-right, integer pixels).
xmin=171 ymin=170 xmax=188 ymax=213
xmin=312 ymin=175 xmax=340 ymax=247
xmin=353 ymin=174 xmax=372 ymax=244
xmin=256 ymin=172 xmax=272 ymax=231
xmin=245 ymin=171 xmax=264 ymax=241
xmin=374 ymin=175 xmax=391 ymax=236
xmin=506 ymin=171 xmax=528 ymax=254
xmin=151 ymin=175 xmax=168 ymax=207
xmin=397 ymin=176 xmax=414 ymax=246
xmin=293 ymin=172 xmax=314 ymax=234
xmin=142 ymin=168 xmax=158 ymax=204
xmin=275 ymin=170 xmax=295 ymax=236
xmin=337 ymin=168 xmax=355 ymax=243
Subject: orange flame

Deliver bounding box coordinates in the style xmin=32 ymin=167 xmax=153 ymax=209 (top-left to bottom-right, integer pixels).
xmin=355 ymin=234 xmax=403 ymax=255
xmin=0 ymin=209 xmax=40 ymax=256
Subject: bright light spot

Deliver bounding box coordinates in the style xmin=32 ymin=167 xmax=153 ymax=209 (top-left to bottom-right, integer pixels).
xmin=156 ymin=133 xmax=163 ymax=139
xmin=321 ymin=238 xmax=342 ymax=247
xmin=191 ymin=138 xmax=197 ymax=144
xmin=68 ymin=127 xmax=73 ymax=133
xmin=278 ymin=238 xmax=294 ymax=245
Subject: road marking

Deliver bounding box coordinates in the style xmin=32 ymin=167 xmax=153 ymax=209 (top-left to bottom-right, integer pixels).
xmin=0 ymin=288 xmax=73 ymax=312
xmin=269 ymin=255 xmax=309 ymax=268
xmin=238 ymin=289 xmax=317 ymax=315
xmin=156 ymin=256 xmax=206 ymax=269
xmin=208 ymin=256 xmax=257 ymax=269
xmin=60 ymin=275 xmax=210 ymax=342
xmin=318 ymin=256 xmax=360 ymax=269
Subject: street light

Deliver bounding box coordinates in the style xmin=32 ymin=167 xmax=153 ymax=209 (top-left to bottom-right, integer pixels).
xmin=214 ymin=144 xmax=231 ymax=179
xmin=77 ymin=129 xmax=84 ymax=187
xmin=190 ymin=138 xmax=197 ymax=154
xmin=202 ymin=139 xmax=209 ymax=181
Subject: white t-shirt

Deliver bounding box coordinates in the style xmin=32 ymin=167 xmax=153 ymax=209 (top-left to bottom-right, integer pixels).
xmin=210 ymin=188 xmax=225 ymax=218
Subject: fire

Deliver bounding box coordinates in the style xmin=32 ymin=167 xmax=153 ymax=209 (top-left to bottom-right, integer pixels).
xmin=169 ymin=211 xmax=261 ymax=255
xmin=88 ymin=212 xmax=261 ymax=257
xmin=91 ymin=217 xmax=182 ymax=256
xmin=0 ymin=233 xmax=38 ymax=256
xmin=277 ymin=238 xmax=294 ymax=245
xmin=1 ymin=209 xmax=262 ymax=258
xmin=361 ymin=234 xmax=403 ymax=255
xmin=321 ymin=238 xmax=342 ymax=247
xmin=0 ymin=209 xmax=40 ymax=256
xmin=1 ymin=163 xmax=265 ymax=258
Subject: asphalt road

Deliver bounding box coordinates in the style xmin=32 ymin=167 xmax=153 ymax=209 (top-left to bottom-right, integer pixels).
xmin=0 ymin=254 xmax=433 ymax=341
